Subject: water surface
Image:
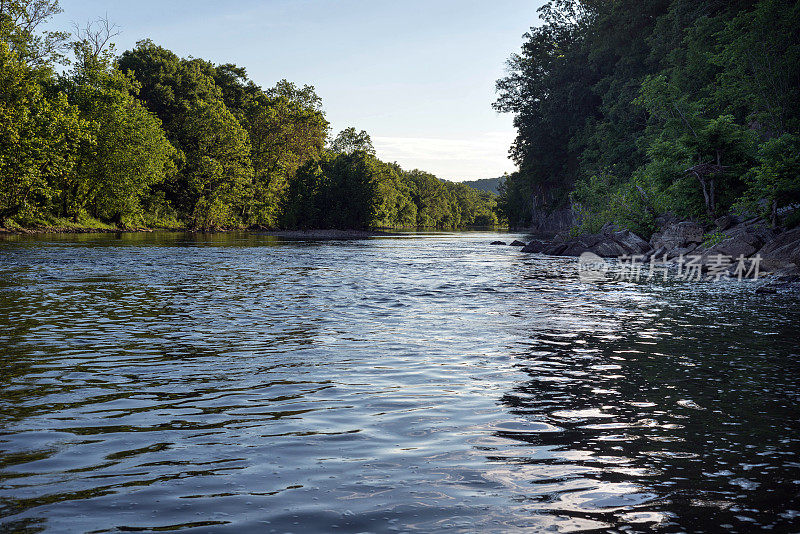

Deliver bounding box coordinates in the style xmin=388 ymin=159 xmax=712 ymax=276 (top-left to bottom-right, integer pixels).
xmin=1 ymin=232 xmax=799 ymax=533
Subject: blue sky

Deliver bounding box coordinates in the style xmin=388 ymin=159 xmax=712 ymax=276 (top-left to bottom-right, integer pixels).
xmin=55 ymin=0 xmax=546 ymax=180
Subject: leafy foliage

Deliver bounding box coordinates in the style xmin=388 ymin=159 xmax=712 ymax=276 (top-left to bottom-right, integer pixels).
xmin=63 ymin=40 xmax=176 ymax=225
xmin=0 ymin=3 xmax=498 ymax=231
xmin=496 ymin=0 xmax=800 ymax=234
xmin=0 ymin=41 xmax=86 ymax=225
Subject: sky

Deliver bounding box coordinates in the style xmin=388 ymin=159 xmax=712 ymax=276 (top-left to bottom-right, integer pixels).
xmin=54 ymin=0 xmax=546 ymax=181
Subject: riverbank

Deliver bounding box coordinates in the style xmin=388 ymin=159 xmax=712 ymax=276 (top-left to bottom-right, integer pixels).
xmin=513 ymin=215 xmax=800 ymax=293
xmin=0 ymin=226 xmax=178 ymax=235
xmin=0 ymin=225 xmax=404 ymax=239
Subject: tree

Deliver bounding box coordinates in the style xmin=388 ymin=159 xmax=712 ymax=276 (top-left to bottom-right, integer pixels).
xmin=0 ymin=0 xmax=68 ymax=66
xmin=716 ymin=0 xmax=800 ymax=136
xmin=736 ymin=134 xmax=800 ymax=226
xmin=63 ymin=36 xmax=176 ymax=225
xmin=246 ymin=81 xmax=328 ymax=226
xmin=181 ymin=99 xmax=253 ymax=228
xmin=494 ymin=0 xmax=600 ymax=224
xmin=331 ymin=127 xmax=375 ymax=156
xmin=118 ymin=41 xmax=254 ymax=223
xmin=495 ymin=0 xmax=800 ymax=232
xmin=0 ymin=41 xmax=86 ymax=226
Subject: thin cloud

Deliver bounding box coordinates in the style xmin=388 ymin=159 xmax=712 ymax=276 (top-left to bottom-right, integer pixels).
xmin=373 ymin=132 xmax=516 ymax=181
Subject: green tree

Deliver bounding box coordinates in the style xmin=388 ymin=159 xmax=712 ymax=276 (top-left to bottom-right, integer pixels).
xmin=63 ymin=39 xmax=176 ymax=225
xmin=331 ymin=127 xmax=375 ymax=156
xmin=0 ymin=41 xmax=86 ymax=226
xmin=118 ymin=41 xmax=254 ymax=224
xmin=736 ymin=134 xmax=800 ymax=226
xmin=246 ymin=81 xmax=328 ymax=226
xmin=0 ymin=0 xmax=68 ymax=66
xmin=181 ymin=99 xmax=253 ymax=228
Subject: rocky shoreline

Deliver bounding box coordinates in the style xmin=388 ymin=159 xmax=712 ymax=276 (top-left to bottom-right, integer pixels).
xmin=507 ymin=215 xmax=800 ymax=294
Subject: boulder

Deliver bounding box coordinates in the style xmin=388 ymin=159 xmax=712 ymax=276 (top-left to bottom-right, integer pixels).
xmin=537 ymin=230 xmax=652 ymax=258
xmin=693 ymin=220 xmax=775 ymax=262
xmin=755 ymin=266 xmax=800 ymax=294
xmin=756 ymin=227 xmax=800 ymax=271
xmin=644 ymin=245 xmax=668 ymax=261
xmin=561 ymin=242 xmax=591 ymax=256
xmin=704 ymin=232 xmax=763 ymax=259
xmin=666 ymin=243 xmax=698 ymax=260
xmin=650 ymin=221 xmax=705 ymax=250
xmin=612 ymin=230 xmax=651 ymax=254
xmin=490 ymin=241 xmax=506 ymax=246
xmin=543 ymin=242 xmax=569 ymax=255
xmin=521 ymin=240 xmax=547 ymax=253
xmin=722 ymin=221 xmax=775 ymax=244
xmin=600 ymin=221 xmax=624 ymax=235
xmin=509 ymin=240 xmax=526 ymax=247
xmin=714 ymin=214 xmax=740 ymax=231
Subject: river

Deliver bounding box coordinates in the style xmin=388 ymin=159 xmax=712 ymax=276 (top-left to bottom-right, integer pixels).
xmin=1 ymin=232 xmax=798 ymax=533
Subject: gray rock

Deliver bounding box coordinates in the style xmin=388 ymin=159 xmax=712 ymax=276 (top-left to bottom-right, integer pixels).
xmin=600 ymin=221 xmax=624 ymax=235
xmin=521 ymin=240 xmax=547 ymax=253
xmin=722 ymin=221 xmax=775 ymax=244
xmin=543 ymin=243 xmax=569 ymax=255
xmin=755 ymin=266 xmax=800 ymax=294
xmin=509 ymin=240 xmax=526 ymax=247
xmin=650 ymin=221 xmax=705 ymax=250
xmin=490 ymin=241 xmax=506 ymax=246
xmin=666 ymin=243 xmax=698 ymax=260
xmin=612 ymin=230 xmax=651 ymax=254
xmin=536 ymin=230 xmax=652 ymax=258
xmin=704 ymin=232 xmax=763 ymax=259
xmin=715 ymin=214 xmax=740 ymax=231
xmin=644 ymin=245 xmax=668 ymax=261
xmin=756 ymin=227 xmax=800 ymax=271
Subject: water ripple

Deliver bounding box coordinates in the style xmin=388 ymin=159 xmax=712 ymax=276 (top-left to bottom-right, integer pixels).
xmin=0 ymin=232 xmax=799 ymax=532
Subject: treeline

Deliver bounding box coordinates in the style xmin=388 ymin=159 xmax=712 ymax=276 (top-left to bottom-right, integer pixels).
xmin=0 ymin=1 xmax=497 ymax=230
xmin=496 ymin=0 xmax=800 ymax=235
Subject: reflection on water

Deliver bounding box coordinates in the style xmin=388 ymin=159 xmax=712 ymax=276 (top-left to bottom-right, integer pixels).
xmin=1 ymin=231 xmax=799 ymax=533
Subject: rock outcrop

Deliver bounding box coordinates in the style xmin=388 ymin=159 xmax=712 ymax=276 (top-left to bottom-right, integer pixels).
xmin=756 ymin=266 xmax=800 ymax=294
xmin=756 ymin=227 xmax=800 ymax=271
xmin=517 ymin=211 xmax=800 ymax=275
xmin=521 ymin=240 xmax=548 ymax=253
xmin=522 ymin=227 xmax=652 ymax=258
xmin=699 ymin=221 xmax=776 ymax=262
xmin=650 ymin=221 xmax=704 ymax=251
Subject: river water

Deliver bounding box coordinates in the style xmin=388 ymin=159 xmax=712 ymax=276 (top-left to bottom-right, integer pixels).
xmin=0 ymin=232 xmax=799 ymax=533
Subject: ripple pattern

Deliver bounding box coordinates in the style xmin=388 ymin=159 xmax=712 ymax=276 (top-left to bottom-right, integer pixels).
xmin=1 ymin=232 xmax=799 ymax=533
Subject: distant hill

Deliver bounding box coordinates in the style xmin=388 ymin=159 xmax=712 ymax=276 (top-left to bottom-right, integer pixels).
xmin=460 ymin=177 xmax=505 ymax=195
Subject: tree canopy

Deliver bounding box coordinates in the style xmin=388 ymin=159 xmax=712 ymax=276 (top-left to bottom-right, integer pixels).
xmin=496 ymin=0 xmax=800 ymax=234
xmin=0 ymin=1 xmax=498 ymax=230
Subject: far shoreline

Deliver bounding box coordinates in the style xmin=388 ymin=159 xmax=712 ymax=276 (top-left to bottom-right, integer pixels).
xmin=0 ymin=226 xmax=407 ymax=239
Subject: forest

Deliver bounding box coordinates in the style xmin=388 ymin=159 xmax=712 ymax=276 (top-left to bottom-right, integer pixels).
xmin=0 ymin=1 xmax=498 ymax=231
xmin=496 ymin=0 xmax=800 ymax=236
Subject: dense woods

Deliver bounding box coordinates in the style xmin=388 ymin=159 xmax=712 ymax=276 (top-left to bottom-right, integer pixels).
xmin=0 ymin=1 xmax=497 ymax=231
xmin=496 ymin=0 xmax=800 ymax=236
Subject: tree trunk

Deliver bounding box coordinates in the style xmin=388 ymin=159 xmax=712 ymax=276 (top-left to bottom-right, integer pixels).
xmin=771 ymin=199 xmax=778 ymax=227
xmin=709 ymin=176 xmax=715 ymax=216
xmin=693 ymin=171 xmax=713 ymax=219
